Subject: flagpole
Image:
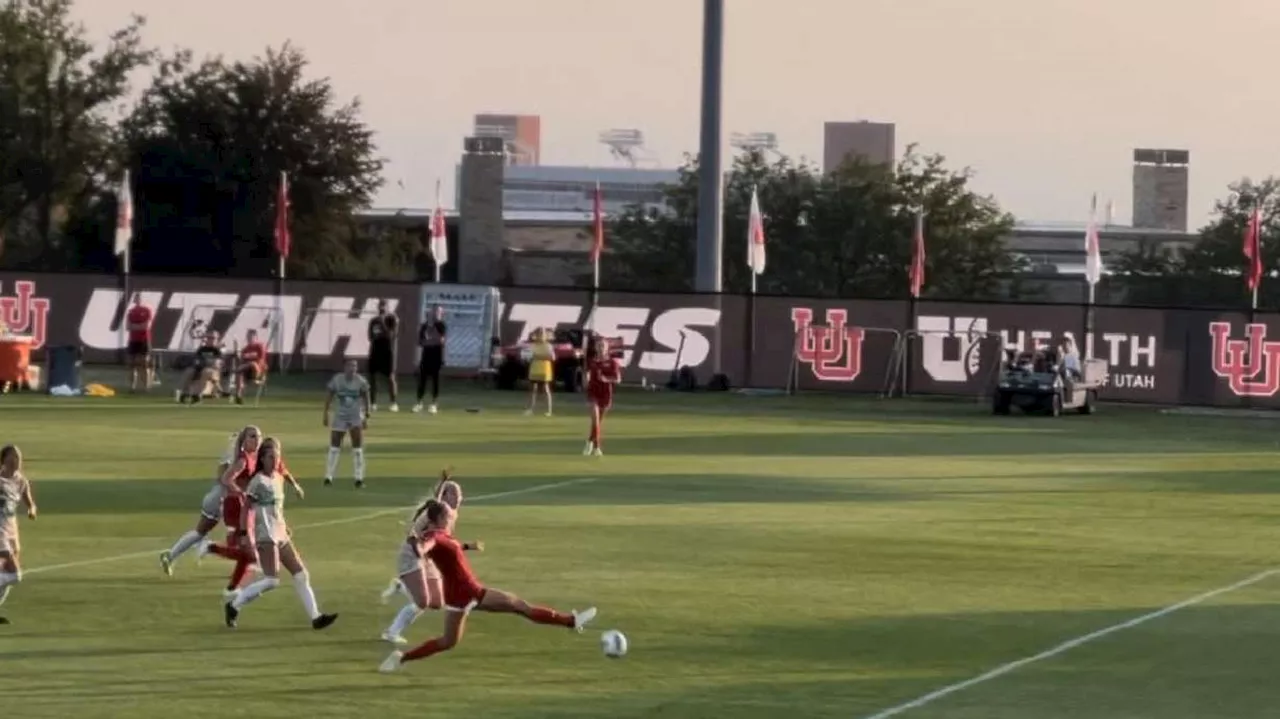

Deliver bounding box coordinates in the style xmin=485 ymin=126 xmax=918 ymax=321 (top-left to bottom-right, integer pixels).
xmin=274 ymin=171 xmax=288 ymax=374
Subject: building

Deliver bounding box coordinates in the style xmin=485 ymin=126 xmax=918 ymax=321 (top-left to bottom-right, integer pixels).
xmin=472 ymin=113 xmax=541 ymax=166
xmin=495 ymin=164 xmax=679 ymax=215
xmin=1131 ymin=148 xmax=1189 ymax=231
xmin=823 ymin=121 xmax=896 ymax=171
xmin=1005 ymin=220 xmax=1197 ymax=274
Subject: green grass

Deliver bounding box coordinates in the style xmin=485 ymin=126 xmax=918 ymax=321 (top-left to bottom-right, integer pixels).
xmin=1 ymin=373 xmax=1280 ymax=718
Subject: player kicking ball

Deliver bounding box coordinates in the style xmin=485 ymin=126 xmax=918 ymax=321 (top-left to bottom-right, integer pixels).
xmin=379 ymin=499 xmax=596 ymax=672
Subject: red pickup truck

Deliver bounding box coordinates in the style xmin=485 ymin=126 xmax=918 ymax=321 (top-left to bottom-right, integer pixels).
xmin=493 ymin=328 xmax=621 ymax=392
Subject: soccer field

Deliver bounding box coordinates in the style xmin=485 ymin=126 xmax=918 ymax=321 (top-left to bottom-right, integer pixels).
xmin=1 ymin=381 xmax=1279 ymax=718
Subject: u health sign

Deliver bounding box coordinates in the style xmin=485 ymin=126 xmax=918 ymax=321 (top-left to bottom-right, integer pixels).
xmin=0 ymin=269 xmax=1274 ymax=409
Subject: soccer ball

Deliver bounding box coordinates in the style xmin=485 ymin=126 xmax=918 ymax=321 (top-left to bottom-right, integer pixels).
xmin=600 ymin=629 xmax=628 ymax=658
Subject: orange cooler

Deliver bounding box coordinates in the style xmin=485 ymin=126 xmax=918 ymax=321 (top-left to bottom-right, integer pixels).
xmin=0 ymin=336 xmax=33 ymax=385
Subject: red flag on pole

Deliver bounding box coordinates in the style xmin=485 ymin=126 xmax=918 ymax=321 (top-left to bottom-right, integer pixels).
xmin=591 ymin=182 xmax=604 ymax=265
xmin=909 ymin=209 xmax=926 ymax=298
xmin=274 ymin=172 xmax=291 ymax=261
xmin=1244 ymin=204 xmax=1263 ymax=293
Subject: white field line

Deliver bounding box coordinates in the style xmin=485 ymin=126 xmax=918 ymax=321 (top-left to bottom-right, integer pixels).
xmin=24 ymin=477 xmax=598 ymax=577
xmin=859 ymin=567 xmax=1280 ymax=719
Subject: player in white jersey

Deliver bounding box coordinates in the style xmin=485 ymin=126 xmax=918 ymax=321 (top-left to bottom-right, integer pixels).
xmin=159 ymin=425 xmax=262 ymax=575
xmin=224 ymin=443 xmax=338 ymax=631
xmin=323 ymin=359 xmax=371 ymax=488
xmin=380 ymin=471 xmax=473 ymax=644
xmin=0 ymin=445 xmax=38 ymax=625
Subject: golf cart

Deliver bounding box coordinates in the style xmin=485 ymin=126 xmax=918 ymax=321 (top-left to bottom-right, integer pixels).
xmin=992 ymin=348 xmax=1108 ymax=417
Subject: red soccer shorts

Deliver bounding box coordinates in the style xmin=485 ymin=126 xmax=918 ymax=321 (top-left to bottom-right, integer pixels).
xmin=443 ymin=581 xmax=486 ymax=613
xmin=221 ymin=493 xmax=245 ymax=529
xmin=588 ymin=390 xmax=613 ymax=411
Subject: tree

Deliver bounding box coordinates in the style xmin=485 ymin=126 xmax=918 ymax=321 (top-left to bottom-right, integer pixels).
xmin=603 ymin=147 xmax=1020 ymax=299
xmin=0 ymin=0 xmax=151 ymax=268
xmin=121 ymin=44 xmax=388 ymax=278
xmin=1113 ymin=177 xmax=1279 ymax=308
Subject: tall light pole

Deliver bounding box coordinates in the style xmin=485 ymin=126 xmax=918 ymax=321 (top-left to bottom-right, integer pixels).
xmin=695 ymin=0 xmax=724 ymax=295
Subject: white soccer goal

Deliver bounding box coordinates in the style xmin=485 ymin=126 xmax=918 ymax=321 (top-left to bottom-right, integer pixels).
xmin=294 ymin=304 xmax=387 ymax=373
xmin=167 ymin=304 xmax=287 ymax=395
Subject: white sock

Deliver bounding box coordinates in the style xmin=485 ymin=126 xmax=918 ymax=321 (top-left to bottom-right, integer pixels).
xmin=325 ymin=447 xmax=340 ymax=478
xmin=293 ymin=570 xmax=321 ymax=620
xmin=0 ymin=572 xmax=17 ymax=608
xmin=353 ymin=448 xmax=366 ymax=481
xmin=232 ymin=576 xmax=279 ymax=609
xmin=168 ymin=531 xmax=204 ymax=560
xmin=386 ymin=601 xmax=422 ymax=637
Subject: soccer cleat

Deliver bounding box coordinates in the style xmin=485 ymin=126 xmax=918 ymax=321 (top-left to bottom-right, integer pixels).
xmin=545 ymin=410 xmax=553 ymax=417
xmin=159 ymin=550 xmax=174 ymax=576
xmin=571 ymin=607 xmax=598 ymax=633
xmin=370 ymin=404 xmax=378 ymax=412
xmin=428 ymin=404 xmax=438 ymax=415
xmin=379 ymin=650 xmax=404 ymax=673
xmin=0 ymin=616 xmax=9 ymax=625
xmin=355 ymin=480 xmax=365 ymax=490
xmin=196 ymin=539 xmax=214 ymax=564
xmin=379 ymin=579 xmax=402 ymax=604
xmin=523 ymin=409 xmax=533 ymax=417
xmin=381 ymin=631 xmax=408 ymax=646
xmin=583 ymin=442 xmax=594 ymax=456
xmin=412 ymin=403 xmax=423 ymax=413
xmin=323 ymin=477 xmax=333 ymax=486
xmin=390 ymin=404 xmax=399 ymax=413
xmin=312 ymin=613 xmax=339 ymax=630
xmin=224 ymin=602 xmax=239 ymax=628
xmin=592 ymin=447 xmax=603 ymax=457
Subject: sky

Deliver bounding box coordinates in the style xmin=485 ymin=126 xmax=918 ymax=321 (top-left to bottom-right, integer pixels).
xmin=78 ymin=0 xmax=1280 ymax=228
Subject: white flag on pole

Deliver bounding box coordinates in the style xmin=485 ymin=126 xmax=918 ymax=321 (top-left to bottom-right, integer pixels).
xmin=115 ymin=170 xmax=133 ymax=258
xmin=747 ymin=186 xmax=766 ymax=275
xmin=429 ymin=180 xmax=448 ymax=268
xmin=1084 ymin=193 xmax=1103 ymax=287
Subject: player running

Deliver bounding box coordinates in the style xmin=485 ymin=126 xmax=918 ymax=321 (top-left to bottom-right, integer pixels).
xmin=584 ymin=337 xmax=620 ymax=456
xmin=323 ymin=359 xmax=370 ymax=488
xmin=224 ymin=443 xmax=337 ymax=631
xmin=206 ymin=436 xmax=304 ymax=599
xmin=160 ymin=426 xmax=262 ymax=575
xmin=380 ymin=471 xmax=468 ymax=643
xmin=378 ymin=499 xmax=596 ymax=672
xmin=0 ymin=445 xmax=37 ymax=625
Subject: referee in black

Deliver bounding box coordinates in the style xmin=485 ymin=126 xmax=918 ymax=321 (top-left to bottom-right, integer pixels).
xmin=367 ymin=299 xmax=399 ymax=412
xmin=414 ymin=305 xmax=447 ymax=414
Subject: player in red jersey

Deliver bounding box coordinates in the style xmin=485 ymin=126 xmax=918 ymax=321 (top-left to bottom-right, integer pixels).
xmin=160 ymin=426 xmax=262 ymax=576
xmin=206 ymin=436 xmax=303 ymax=599
xmin=378 ymin=499 xmax=597 ymax=672
xmin=233 ymin=329 xmax=268 ymax=405
xmin=379 ymin=470 xmax=464 ymax=643
xmin=125 ymin=294 xmax=154 ymax=392
xmin=583 ymin=337 xmax=620 ymax=456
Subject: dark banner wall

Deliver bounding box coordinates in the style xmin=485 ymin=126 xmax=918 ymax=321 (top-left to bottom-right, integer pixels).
xmin=3 ymin=271 xmax=1279 ymax=408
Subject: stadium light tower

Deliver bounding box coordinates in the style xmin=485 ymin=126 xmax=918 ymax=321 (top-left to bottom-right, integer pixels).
xmin=730 ymin=132 xmax=780 ymax=157
xmin=598 ymin=129 xmax=646 ymax=168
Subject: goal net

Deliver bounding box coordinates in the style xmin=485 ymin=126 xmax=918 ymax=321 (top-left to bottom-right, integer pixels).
xmin=417 ymin=284 xmax=502 ymax=374
xmin=294 ymin=303 xmax=388 ymax=373
xmin=170 ymin=303 xmax=287 ymax=386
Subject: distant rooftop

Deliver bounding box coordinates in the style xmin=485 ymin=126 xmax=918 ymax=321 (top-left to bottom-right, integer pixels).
xmin=501 ymin=165 xmax=679 ymax=183
xmin=1013 ymin=220 xmax=1196 ymax=238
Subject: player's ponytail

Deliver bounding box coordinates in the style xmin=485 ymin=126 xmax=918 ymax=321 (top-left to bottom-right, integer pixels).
xmin=432 ymin=468 xmax=462 ymax=509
